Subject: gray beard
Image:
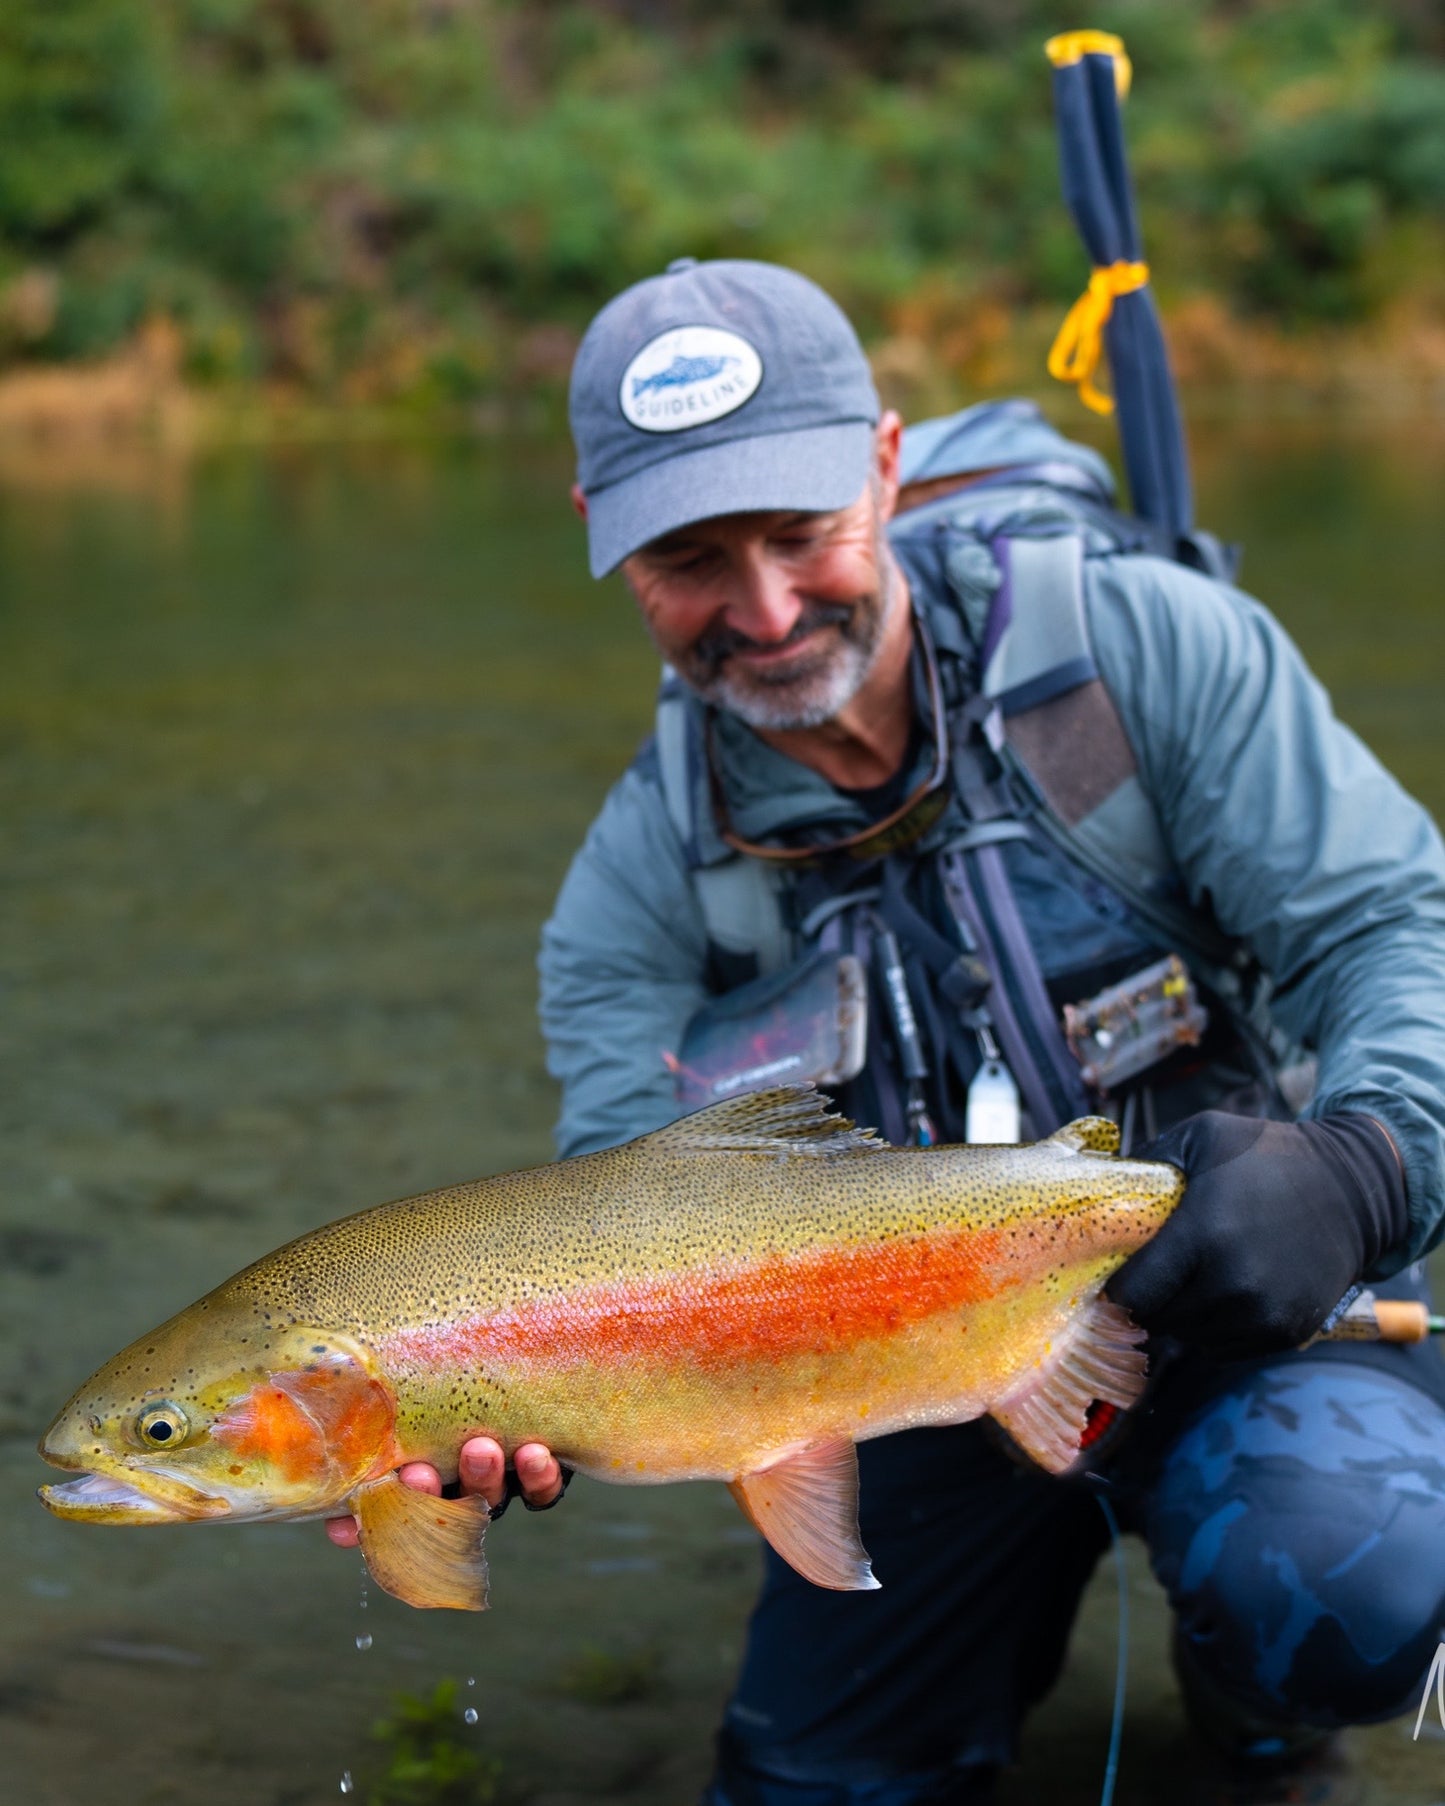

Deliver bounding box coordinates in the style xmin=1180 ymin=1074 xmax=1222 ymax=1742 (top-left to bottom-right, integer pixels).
xmin=679 ymin=550 xmax=900 ymax=734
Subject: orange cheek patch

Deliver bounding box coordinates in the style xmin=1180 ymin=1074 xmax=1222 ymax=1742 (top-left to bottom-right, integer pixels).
xmin=270 ymin=1366 xmax=395 ymax=1474
xmin=213 ymin=1364 xmax=396 ymax=1485
xmin=214 ymin=1384 xmax=326 ymax=1484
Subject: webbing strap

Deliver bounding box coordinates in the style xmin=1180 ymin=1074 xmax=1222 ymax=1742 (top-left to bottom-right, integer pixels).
xmin=692 ymin=856 xmax=792 ymax=974
xmin=943 ymin=846 xmax=1091 ymax=1133
xmin=654 ymin=673 xmax=695 ymax=854
xmin=656 ymin=675 xmax=794 ymax=974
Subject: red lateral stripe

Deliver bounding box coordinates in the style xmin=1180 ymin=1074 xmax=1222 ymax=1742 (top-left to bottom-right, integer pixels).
xmin=385 ymin=1227 xmax=1010 ymax=1372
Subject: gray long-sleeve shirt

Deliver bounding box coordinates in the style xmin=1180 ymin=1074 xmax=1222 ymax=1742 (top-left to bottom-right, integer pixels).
xmin=540 ymin=550 xmax=1445 ymax=1262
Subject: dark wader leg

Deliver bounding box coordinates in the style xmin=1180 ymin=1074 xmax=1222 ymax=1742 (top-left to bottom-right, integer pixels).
xmin=702 ymin=1423 xmax=1110 ymax=1805
xmin=1134 ymin=1266 xmax=1445 ymax=1746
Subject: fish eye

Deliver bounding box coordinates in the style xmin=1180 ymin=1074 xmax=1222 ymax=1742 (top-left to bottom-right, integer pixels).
xmin=135 ymin=1403 xmax=189 ymax=1449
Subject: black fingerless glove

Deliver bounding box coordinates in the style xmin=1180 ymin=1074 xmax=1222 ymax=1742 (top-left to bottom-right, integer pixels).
xmin=1106 ymin=1110 xmax=1409 ymax=1359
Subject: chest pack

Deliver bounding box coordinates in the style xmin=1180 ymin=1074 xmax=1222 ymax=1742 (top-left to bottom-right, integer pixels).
xmin=649 ymin=399 xmax=1264 ymax=1139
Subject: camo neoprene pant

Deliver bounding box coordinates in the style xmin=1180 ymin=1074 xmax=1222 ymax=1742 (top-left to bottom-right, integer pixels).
xmin=702 ymin=1268 xmax=1445 ymax=1806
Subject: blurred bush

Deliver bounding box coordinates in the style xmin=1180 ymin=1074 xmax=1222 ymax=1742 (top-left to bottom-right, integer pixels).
xmin=0 ymin=0 xmax=1440 ymax=405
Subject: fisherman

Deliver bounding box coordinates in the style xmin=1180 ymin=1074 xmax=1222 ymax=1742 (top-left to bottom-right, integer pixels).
xmin=338 ymin=260 xmax=1445 ymax=1805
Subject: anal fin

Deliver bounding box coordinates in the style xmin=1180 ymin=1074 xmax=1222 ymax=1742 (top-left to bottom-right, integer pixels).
xmin=729 ymin=1436 xmax=879 ymax=1592
xmin=352 ymin=1471 xmax=491 ymax=1611
xmin=992 ymin=1297 xmax=1147 ymax=1475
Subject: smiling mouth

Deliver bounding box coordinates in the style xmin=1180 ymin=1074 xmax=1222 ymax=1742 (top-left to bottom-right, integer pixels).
xmin=38 ymin=1463 xmax=232 ymax=1524
xmin=728 ymin=621 xmax=846 ymax=672
xmin=696 ymin=604 xmax=853 ymax=675
xmin=733 ymin=638 xmax=817 ymax=667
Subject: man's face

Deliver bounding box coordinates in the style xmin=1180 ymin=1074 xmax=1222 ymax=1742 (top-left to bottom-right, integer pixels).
xmin=619 ymin=431 xmax=903 ymax=732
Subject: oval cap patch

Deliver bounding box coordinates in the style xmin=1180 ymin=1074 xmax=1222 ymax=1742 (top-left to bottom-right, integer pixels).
xmin=620 ymin=326 xmax=763 ymax=433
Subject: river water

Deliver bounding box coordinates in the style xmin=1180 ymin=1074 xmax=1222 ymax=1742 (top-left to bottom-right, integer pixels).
xmin=2 ymin=421 xmax=1443 ymax=1804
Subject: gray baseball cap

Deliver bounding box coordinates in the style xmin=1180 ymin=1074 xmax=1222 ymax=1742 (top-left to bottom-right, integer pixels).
xmin=569 ymin=258 xmax=881 ymax=578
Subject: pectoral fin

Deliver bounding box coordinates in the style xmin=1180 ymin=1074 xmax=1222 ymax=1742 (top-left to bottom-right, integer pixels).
xmin=729 ymin=1436 xmax=879 ymax=1592
xmin=352 ymin=1472 xmax=491 ymax=1611
xmin=992 ymin=1297 xmax=1147 ymax=1475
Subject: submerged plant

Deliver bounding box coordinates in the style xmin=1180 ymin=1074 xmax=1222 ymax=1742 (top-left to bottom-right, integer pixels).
xmin=366 ymin=1679 xmax=516 ymax=1806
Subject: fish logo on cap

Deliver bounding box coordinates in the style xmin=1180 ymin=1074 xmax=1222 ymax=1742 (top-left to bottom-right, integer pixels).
xmin=620 ymin=326 xmax=763 ymax=433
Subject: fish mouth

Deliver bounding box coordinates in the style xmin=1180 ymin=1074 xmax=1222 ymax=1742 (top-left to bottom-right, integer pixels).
xmin=37 ymin=1462 xmax=233 ymax=1525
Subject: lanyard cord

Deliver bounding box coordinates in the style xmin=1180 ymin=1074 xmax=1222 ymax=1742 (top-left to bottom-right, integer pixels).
xmin=1094 ymin=1488 xmax=1129 ymax=1806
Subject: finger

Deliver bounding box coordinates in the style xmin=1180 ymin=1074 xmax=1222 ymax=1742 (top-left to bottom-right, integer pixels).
xmin=397 ymin=1462 xmax=444 ymax=1496
xmin=515 ymin=1441 xmax=564 ymax=1508
xmin=325 ymin=1515 xmax=360 ymax=1548
xmin=457 ymin=1437 xmax=508 ymax=1511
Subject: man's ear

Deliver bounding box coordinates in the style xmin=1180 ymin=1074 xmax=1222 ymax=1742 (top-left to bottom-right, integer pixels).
xmin=570 ymin=483 xmax=588 ymax=521
xmin=874 ymin=411 xmax=904 ymax=523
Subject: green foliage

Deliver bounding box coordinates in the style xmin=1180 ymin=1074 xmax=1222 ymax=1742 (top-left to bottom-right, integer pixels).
xmin=0 ymin=0 xmax=1441 ymax=391
xmin=366 ymin=1679 xmax=517 ymax=1806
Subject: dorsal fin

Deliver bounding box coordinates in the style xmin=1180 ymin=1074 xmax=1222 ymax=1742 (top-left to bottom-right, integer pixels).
xmin=646 ymin=1087 xmax=884 ymax=1158
xmin=1047 ymin=1115 xmax=1121 ymax=1155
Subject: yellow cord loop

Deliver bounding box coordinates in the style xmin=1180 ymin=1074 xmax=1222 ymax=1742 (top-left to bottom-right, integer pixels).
xmin=1046 ymin=259 xmax=1150 ymax=415
xmin=1044 ymin=30 xmax=1132 ymax=97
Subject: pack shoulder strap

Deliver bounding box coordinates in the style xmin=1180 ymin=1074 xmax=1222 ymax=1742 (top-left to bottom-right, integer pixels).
xmin=654 ymin=670 xmax=699 ymax=857
xmin=980 ymin=531 xmax=1096 ymax=718
xmin=969 ymin=528 xmax=1247 ymax=984
xmin=973 ymin=528 xmax=1138 ymax=832
xmin=653 ymin=675 xmax=793 ymax=976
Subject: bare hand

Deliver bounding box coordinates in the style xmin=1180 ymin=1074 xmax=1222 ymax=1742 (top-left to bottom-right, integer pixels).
xmin=324 ymin=1438 xmax=565 ymax=1548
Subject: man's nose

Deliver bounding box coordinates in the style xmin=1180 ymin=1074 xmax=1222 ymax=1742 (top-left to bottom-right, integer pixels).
xmin=721 ymin=552 xmax=802 ymax=645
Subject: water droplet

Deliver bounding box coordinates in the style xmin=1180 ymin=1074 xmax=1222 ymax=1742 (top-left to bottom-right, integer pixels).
xmin=463 ymin=1707 xmax=478 ymax=1725
xmin=466 ymin=1675 xmax=476 ymax=1688
xmin=339 ymin=1772 xmax=354 ymax=1795
xmin=354 ymin=1632 xmax=373 ymax=1652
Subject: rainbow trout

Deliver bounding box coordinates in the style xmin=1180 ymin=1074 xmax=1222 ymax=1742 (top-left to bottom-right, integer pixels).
xmin=39 ymin=1088 xmax=1182 ymax=1609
